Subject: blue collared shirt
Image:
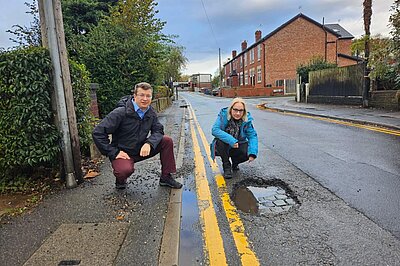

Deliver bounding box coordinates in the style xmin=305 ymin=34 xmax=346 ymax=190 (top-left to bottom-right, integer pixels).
xmin=132 ymin=99 xmax=149 ymax=119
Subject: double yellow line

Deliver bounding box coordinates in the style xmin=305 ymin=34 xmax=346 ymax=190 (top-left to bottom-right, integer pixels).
xmin=187 ymin=104 xmax=259 ymax=265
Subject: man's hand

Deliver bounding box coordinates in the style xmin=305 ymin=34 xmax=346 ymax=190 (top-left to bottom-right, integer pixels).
xmin=140 ymin=143 xmax=151 ymax=157
xmin=248 ymin=155 xmax=256 ymax=163
xmin=233 ymin=143 xmax=239 ymax=148
xmin=116 ymin=150 xmax=130 ymax=160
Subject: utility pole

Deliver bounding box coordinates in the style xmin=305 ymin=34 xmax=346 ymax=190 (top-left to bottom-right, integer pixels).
xmin=219 ymin=48 xmax=223 ymax=88
xmin=38 ymin=0 xmax=82 ymax=188
xmin=53 ymin=0 xmax=83 ymax=183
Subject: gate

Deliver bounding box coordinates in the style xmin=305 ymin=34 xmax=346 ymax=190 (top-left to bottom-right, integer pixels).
xmin=284 ymin=79 xmax=296 ymax=95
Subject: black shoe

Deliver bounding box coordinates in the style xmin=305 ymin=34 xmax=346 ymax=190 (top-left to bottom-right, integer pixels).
xmin=232 ymin=164 xmax=239 ymax=171
xmin=115 ymin=180 xmax=127 ymax=189
xmin=160 ymin=175 xmax=182 ymax=189
xmin=223 ymin=167 xmax=233 ymax=179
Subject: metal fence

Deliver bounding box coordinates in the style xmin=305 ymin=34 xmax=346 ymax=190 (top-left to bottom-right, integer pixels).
xmin=309 ymin=63 xmax=364 ymax=96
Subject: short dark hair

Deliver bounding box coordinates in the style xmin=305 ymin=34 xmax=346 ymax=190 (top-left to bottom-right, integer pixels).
xmin=133 ymin=82 xmax=153 ymax=94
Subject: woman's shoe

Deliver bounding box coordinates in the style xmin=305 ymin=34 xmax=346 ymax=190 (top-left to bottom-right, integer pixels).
xmin=223 ymin=167 xmax=233 ymax=179
xmin=232 ymin=164 xmax=239 ymax=171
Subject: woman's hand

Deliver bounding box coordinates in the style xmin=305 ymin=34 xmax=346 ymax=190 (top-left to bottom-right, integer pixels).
xmin=233 ymin=143 xmax=239 ymax=148
xmin=248 ymin=155 xmax=255 ymax=162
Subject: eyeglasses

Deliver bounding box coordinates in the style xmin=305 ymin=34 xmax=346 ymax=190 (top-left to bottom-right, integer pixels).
xmin=232 ymin=108 xmax=244 ymax=113
xmin=136 ymin=93 xmax=152 ymax=99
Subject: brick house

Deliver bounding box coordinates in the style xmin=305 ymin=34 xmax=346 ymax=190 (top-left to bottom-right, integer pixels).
xmin=223 ymin=13 xmax=358 ymax=95
xmin=190 ymin=73 xmax=212 ymax=92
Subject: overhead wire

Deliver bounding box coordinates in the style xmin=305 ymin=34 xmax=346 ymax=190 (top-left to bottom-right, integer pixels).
xmin=199 ymin=0 xmax=219 ymax=49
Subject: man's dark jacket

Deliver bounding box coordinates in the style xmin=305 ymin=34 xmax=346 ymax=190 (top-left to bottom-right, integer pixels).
xmin=92 ymin=96 xmax=164 ymax=160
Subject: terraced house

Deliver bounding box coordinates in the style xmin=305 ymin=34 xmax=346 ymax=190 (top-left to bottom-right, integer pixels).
xmin=223 ymin=13 xmax=359 ymax=96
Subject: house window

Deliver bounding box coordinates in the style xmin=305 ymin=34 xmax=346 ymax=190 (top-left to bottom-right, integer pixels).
xmin=257 ymin=45 xmax=261 ymax=61
xmin=244 ymin=70 xmax=248 ymax=85
xmin=250 ymin=49 xmax=254 ymax=64
xmin=239 ymin=57 xmax=243 ymax=68
xmin=257 ymin=66 xmax=262 ymax=83
xmin=248 ymin=68 xmax=255 ymax=85
xmin=239 ymin=72 xmax=243 ymax=85
xmin=275 ymin=79 xmax=284 ymax=87
xmin=244 ymin=54 xmax=247 ymax=67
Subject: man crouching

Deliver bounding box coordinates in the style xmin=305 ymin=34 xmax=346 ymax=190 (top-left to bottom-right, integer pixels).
xmin=92 ymin=82 xmax=182 ymax=190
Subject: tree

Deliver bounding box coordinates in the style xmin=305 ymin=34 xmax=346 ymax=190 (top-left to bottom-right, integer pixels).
xmin=363 ymin=0 xmax=372 ymax=106
xmin=71 ymin=0 xmax=180 ymax=115
xmin=159 ymin=45 xmax=187 ymax=84
xmin=389 ymin=0 xmax=400 ymax=89
xmin=179 ymin=74 xmax=190 ymax=82
xmin=211 ymin=69 xmax=220 ymax=88
xmin=6 ymin=0 xmax=41 ymax=47
xmin=62 ymin=0 xmax=117 ymax=36
xmin=351 ymin=36 xmax=393 ymax=79
xmin=110 ymin=0 xmax=165 ymax=37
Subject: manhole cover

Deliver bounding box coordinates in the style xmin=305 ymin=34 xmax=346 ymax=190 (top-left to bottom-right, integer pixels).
xmin=232 ymin=179 xmax=298 ymax=215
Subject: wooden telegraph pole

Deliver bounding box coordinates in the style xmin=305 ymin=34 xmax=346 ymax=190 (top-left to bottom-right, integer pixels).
xmin=38 ymin=0 xmax=83 ymax=187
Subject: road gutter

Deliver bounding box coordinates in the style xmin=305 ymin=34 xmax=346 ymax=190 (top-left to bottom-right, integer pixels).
xmin=158 ymin=106 xmax=186 ymax=266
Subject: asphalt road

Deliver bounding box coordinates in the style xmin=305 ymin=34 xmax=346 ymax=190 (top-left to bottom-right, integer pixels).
xmin=181 ymin=91 xmax=400 ymax=265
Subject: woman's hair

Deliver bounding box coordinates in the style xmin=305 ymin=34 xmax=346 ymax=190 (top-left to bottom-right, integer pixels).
xmin=227 ymin=97 xmax=248 ymax=121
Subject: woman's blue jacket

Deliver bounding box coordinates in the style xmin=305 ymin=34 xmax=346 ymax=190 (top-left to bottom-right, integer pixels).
xmin=210 ymin=107 xmax=258 ymax=160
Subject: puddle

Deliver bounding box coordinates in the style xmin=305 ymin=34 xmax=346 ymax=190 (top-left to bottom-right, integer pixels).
xmin=179 ymin=177 xmax=204 ymax=265
xmin=232 ymin=179 xmax=299 ymax=215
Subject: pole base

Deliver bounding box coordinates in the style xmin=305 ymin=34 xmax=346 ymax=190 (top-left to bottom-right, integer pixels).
xmin=66 ymin=173 xmax=78 ymax=188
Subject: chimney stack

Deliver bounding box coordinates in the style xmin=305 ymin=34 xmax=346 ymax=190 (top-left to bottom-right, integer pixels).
xmin=232 ymin=50 xmax=237 ymax=58
xmin=255 ymin=30 xmax=262 ymax=42
xmin=241 ymin=40 xmax=247 ymax=51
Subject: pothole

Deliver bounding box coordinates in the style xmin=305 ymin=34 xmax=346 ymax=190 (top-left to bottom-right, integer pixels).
xmin=232 ymin=178 xmax=299 ymax=215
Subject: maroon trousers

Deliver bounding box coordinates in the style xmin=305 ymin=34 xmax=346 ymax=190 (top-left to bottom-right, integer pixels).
xmin=111 ymin=135 xmax=176 ymax=183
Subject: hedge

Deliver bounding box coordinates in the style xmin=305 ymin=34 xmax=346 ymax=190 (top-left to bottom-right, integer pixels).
xmin=0 ymin=46 xmax=93 ymax=180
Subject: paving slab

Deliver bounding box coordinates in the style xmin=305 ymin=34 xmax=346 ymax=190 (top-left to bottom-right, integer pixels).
xmin=24 ymin=223 xmax=129 ymax=266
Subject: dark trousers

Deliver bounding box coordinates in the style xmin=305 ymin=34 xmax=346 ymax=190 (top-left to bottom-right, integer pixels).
xmin=215 ymin=139 xmax=248 ymax=169
xmin=111 ymin=135 xmax=176 ymax=183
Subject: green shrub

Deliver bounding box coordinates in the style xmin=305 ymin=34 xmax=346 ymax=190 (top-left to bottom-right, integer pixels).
xmin=297 ymin=57 xmax=337 ymax=83
xmin=0 ymin=46 xmax=93 ymax=182
xmin=69 ymin=60 xmax=94 ymax=155
xmin=154 ymin=85 xmax=171 ymax=98
xmin=0 ymin=47 xmax=59 ymax=179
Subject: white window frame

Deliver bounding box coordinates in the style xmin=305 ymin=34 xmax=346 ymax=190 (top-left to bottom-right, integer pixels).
xmin=250 ymin=49 xmax=254 ymax=64
xmin=257 ymin=66 xmax=262 ymax=83
xmin=257 ymin=44 xmax=261 ymax=61
xmin=244 ymin=70 xmax=248 ymax=85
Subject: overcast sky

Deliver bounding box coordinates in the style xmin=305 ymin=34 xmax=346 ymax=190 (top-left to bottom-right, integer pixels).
xmin=0 ymin=0 xmax=394 ymax=76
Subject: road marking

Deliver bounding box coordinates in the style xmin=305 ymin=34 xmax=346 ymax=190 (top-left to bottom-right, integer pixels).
xmin=188 ymin=108 xmax=228 ymax=265
xmin=188 ymin=105 xmax=260 ymax=266
xmin=263 ymin=107 xmax=400 ymax=136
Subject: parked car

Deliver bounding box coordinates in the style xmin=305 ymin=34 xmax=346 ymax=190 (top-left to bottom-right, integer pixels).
xmin=203 ymin=88 xmax=211 ymax=95
xmin=212 ymin=87 xmax=220 ymax=96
